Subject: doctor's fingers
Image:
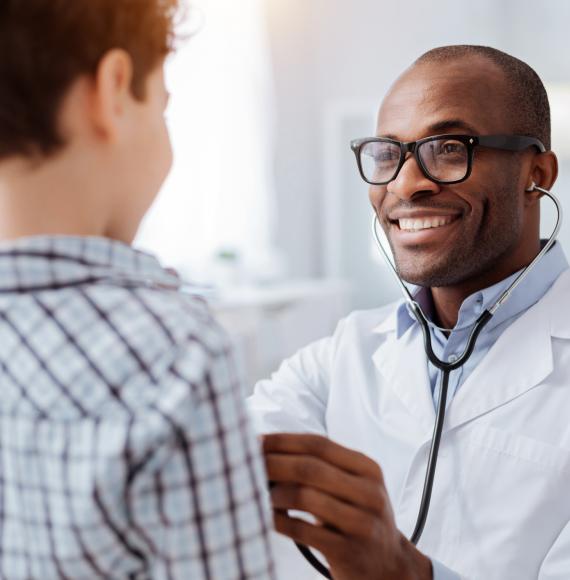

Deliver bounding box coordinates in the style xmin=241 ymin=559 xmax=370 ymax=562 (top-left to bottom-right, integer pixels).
xmin=263 ymin=433 xmax=384 ymax=481
xmin=270 ymin=484 xmax=389 ymax=539
xmin=272 ymin=510 xmax=347 ymax=563
xmin=265 ymin=453 xmax=389 ymax=514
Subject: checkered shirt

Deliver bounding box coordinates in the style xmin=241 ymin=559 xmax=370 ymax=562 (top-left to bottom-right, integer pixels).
xmin=0 ymin=235 xmax=275 ymax=580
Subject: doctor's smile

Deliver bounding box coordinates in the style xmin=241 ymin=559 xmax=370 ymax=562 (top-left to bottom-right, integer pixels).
xmin=386 ymin=206 xmax=463 ymax=243
xmin=392 ymin=214 xmax=460 ymax=233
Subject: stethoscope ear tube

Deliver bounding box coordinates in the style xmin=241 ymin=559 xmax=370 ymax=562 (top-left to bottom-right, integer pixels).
xmin=373 ymin=185 xmax=563 ymax=331
xmin=489 ymin=186 xmax=562 ymax=315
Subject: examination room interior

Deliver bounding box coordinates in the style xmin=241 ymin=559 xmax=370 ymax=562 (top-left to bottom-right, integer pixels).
xmin=133 ymin=0 xmax=570 ymax=576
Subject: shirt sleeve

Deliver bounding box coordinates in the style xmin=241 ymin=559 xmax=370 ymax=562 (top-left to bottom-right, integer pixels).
xmin=126 ymin=335 xmax=276 ymax=580
xmin=247 ymin=318 xmax=348 ymax=435
xmin=432 ymin=558 xmax=462 ymax=580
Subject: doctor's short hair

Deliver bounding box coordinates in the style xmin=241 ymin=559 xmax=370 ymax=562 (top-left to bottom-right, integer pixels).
xmin=415 ymin=45 xmax=551 ymax=150
xmin=0 ymin=0 xmax=179 ymax=160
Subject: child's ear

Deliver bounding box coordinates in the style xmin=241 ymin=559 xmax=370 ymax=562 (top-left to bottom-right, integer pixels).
xmin=90 ymin=49 xmax=135 ymax=142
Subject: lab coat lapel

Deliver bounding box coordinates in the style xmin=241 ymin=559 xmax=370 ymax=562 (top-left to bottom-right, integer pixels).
xmin=372 ymin=324 xmax=436 ymax=434
xmin=445 ymin=278 xmax=556 ymax=432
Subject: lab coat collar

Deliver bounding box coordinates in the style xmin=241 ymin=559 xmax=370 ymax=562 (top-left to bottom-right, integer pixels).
xmin=372 ymin=268 xmax=570 ymax=440
xmin=372 ymin=321 xmax=437 ymax=434
xmin=445 ymin=267 xmax=570 ymax=433
xmin=371 ymin=286 xmax=428 ymax=337
xmin=382 ymin=241 xmax=568 ymax=340
xmin=372 ymin=306 xmax=399 ymax=334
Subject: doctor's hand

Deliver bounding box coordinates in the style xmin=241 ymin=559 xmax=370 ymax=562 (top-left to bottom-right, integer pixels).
xmin=263 ymin=433 xmax=432 ymax=580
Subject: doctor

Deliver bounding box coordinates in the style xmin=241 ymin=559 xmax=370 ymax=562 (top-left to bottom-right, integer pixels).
xmin=249 ymin=45 xmax=570 ymax=579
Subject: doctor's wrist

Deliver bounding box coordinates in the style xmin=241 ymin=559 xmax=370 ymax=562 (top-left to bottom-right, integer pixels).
xmin=398 ymin=534 xmax=433 ymax=580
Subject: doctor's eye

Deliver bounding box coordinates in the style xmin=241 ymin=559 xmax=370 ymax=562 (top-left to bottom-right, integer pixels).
xmin=434 ymin=140 xmax=467 ymax=158
xmin=364 ymin=144 xmax=400 ymax=164
xmin=421 ymin=139 xmax=468 ymax=168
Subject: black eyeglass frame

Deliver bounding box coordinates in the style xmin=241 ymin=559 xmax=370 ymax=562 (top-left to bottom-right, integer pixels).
xmin=350 ymin=134 xmax=546 ymax=186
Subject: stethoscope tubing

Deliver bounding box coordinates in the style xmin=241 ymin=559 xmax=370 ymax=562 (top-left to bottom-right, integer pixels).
xmin=296 ymin=186 xmax=562 ymax=577
xmin=373 ymin=186 xmax=563 ymax=333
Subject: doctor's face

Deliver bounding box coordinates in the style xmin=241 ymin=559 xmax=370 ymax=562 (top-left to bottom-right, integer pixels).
xmin=369 ymin=57 xmax=535 ymax=288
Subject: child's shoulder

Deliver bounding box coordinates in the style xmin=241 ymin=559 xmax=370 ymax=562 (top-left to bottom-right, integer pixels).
xmin=18 ymin=283 xmax=231 ymax=420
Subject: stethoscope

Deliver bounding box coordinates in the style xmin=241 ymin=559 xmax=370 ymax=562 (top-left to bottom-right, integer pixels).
xmin=296 ymin=184 xmax=563 ymax=578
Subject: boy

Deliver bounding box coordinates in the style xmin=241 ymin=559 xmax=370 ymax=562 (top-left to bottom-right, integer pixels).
xmin=0 ymin=1 xmax=275 ymax=578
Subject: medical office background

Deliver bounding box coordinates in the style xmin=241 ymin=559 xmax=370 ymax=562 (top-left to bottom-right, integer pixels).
xmin=133 ymin=1 xmax=570 ymax=576
xmin=137 ymin=0 xmax=570 ymax=393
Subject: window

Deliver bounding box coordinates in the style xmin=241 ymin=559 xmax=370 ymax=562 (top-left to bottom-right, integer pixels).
xmin=136 ymin=0 xmax=278 ymax=284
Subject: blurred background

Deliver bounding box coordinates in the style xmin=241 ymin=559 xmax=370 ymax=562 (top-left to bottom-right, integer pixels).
xmin=136 ymin=0 xmax=570 ymax=391
xmin=134 ymin=1 xmax=570 ymax=576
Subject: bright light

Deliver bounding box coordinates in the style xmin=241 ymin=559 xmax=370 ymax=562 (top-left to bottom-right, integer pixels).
xmin=135 ymin=0 xmax=278 ymax=284
xmin=547 ymin=83 xmax=570 ymax=159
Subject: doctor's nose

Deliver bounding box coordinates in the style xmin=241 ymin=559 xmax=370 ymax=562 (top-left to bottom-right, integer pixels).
xmin=387 ymin=154 xmax=440 ymax=201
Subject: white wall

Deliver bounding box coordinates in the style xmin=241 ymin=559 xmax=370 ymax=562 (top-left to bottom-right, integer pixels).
xmin=264 ymin=0 xmax=570 ymax=295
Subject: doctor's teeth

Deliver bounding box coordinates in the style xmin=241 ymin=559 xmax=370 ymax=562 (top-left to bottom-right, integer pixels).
xmin=398 ymin=217 xmax=455 ymax=231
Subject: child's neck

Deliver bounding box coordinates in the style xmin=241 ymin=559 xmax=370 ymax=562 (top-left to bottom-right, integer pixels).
xmin=0 ymin=155 xmax=121 ymax=243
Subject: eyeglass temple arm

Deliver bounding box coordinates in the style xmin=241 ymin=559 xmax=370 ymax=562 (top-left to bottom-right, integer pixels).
xmin=477 ymin=135 xmax=546 ymax=153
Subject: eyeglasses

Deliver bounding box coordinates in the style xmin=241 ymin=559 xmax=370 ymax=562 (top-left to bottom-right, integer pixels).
xmin=350 ymin=134 xmax=546 ymax=186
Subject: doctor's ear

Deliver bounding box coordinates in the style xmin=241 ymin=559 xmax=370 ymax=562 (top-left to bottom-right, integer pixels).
xmin=524 ymin=150 xmax=558 ymax=200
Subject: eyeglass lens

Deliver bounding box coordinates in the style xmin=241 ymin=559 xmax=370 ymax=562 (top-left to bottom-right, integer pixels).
xmin=360 ymin=137 xmax=469 ymax=184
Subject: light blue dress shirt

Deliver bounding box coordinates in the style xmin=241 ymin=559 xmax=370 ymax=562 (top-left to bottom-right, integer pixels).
xmin=395 ymin=242 xmax=569 ymax=580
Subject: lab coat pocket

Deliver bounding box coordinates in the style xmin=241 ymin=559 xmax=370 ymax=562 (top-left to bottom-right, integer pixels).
xmin=467 ymin=425 xmax=570 ymax=473
xmin=453 ymin=424 xmax=570 ymax=578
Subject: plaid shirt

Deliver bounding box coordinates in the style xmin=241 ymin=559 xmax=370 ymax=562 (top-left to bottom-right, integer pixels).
xmin=0 ymin=235 xmax=275 ymax=580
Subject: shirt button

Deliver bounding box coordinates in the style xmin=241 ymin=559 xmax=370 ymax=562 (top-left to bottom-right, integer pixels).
xmin=448 ymin=354 xmax=458 ymax=363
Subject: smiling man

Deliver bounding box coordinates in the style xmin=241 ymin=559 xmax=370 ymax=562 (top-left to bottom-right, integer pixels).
xmin=249 ymin=46 xmax=570 ymax=579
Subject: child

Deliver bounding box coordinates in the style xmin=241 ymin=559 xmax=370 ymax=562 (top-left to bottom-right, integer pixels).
xmin=0 ymin=1 xmax=275 ymax=578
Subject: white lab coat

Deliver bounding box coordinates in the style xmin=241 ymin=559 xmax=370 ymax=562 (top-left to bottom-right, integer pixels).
xmin=248 ymin=269 xmax=570 ymax=579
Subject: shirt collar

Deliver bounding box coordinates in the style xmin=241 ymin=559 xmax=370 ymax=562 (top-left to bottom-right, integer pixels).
xmin=0 ymin=235 xmax=181 ymax=293
xmin=391 ymin=241 xmax=569 ymax=338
